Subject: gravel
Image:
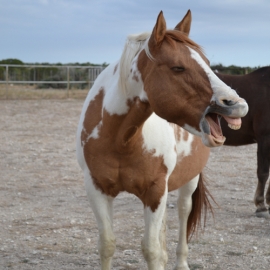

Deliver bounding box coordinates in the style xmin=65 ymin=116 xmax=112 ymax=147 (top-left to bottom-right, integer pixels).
xmin=0 ymin=100 xmax=269 ymax=270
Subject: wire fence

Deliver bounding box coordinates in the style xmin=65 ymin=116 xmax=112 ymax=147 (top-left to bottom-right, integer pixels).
xmin=0 ymin=64 xmax=104 ymax=99
xmin=0 ymin=64 xmax=260 ymax=99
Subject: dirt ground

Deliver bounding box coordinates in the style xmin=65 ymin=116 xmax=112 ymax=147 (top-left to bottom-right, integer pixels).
xmin=0 ymin=99 xmax=269 ymax=270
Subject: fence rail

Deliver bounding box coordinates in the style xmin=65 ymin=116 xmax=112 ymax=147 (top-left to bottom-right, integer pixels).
xmin=0 ymin=64 xmax=105 ymax=99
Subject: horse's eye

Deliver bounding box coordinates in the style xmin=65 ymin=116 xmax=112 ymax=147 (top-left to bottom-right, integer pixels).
xmin=171 ymin=66 xmax=185 ymax=72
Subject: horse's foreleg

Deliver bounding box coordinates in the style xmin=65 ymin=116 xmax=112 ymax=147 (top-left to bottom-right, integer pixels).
xmin=254 ymin=138 xmax=270 ymax=218
xmin=174 ymin=175 xmax=199 ymax=270
xmin=159 ymin=208 xmax=167 ymax=266
xmin=84 ymin=172 xmax=116 ymax=270
xmin=141 ymin=187 xmax=168 ymax=270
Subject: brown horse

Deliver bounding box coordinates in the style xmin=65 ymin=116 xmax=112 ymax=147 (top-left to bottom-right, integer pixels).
xmin=217 ymin=66 xmax=270 ymax=218
xmin=76 ymin=10 xmax=248 ymax=270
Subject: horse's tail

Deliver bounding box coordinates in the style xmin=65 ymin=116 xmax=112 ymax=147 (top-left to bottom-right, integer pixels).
xmin=187 ymin=172 xmax=215 ymax=241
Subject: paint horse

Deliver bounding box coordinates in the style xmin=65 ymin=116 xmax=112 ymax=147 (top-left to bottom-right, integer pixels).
xmin=217 ymin=67 xmax=270 ymax=218
xmin=76 ymin=10 xmax=248 ymax=270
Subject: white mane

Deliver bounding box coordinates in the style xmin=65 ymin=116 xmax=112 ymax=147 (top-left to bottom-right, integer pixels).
xmin=118 ymin=32 xmax=153 ymax=93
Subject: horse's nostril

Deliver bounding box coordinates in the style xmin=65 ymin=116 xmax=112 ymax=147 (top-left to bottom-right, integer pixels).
xmin=223 ymin=99 xmax=236 ymax=106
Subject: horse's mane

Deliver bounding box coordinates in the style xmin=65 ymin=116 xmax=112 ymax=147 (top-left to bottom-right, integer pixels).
xmin=118 ymin=30 xmax=204 ymax=93
xmin=119 ymin=32 xmax=151 ymax=93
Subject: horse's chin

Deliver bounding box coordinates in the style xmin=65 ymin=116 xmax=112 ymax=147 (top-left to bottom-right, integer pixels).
xmin=201 ymin=112 xmax=242 ymax=147
xmin=201 ymin=133 xmax=226 ymax=147
xmin=183 ymin=111 xmax=241 ymax=147
xmin=199 ymin=113 xmax=225 ymax=147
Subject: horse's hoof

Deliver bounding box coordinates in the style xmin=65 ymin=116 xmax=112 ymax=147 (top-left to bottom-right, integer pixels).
xmin=255 ymin=210 xmax=270 ymax=219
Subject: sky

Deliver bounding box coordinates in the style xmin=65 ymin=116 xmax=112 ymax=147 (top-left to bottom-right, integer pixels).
xmin=0 ymin=0 xmax=269 ymax=67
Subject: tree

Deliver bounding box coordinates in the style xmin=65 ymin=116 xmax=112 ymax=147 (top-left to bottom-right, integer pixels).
xmin=0 ymin=58 xmax=24 ymax=65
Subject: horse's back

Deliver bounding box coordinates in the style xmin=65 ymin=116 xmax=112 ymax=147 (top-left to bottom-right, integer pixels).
xmin=217 ymin=67 xmax=270 ymax=107
xmin=217 ymin=67 xmax=270 ymax=145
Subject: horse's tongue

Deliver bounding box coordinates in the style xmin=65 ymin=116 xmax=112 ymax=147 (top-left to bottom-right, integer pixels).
xmin=223 ymin=116 xmax=242 ymax=130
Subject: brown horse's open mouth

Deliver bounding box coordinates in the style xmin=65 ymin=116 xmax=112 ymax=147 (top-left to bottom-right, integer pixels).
xmin=205 ymin=113 xmax=242 ymax=145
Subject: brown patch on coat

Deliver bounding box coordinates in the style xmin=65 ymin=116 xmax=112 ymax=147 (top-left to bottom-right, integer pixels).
xmin=183 ymin=128 xmax=189 ymax=141
xmin=132 ymin=71 xmax=139 ymax=82
xmin=168 ymin=133 xmax=210 ymax=192
xmin=81 ymin=88 xmax=104 ymax=146
xmin=82 ymin=95 xmax=169 ymax=211
xmin=172 ymin=124 xmax=190 ymax=142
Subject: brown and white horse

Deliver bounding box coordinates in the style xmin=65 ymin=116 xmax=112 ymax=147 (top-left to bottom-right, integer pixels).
xmin=76 ymin=10 xmax=248 ymax=270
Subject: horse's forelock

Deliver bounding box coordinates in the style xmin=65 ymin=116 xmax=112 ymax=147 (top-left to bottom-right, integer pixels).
xmin=165 ymin=30 xmax=204 ymax=53
xmin=144 ymin=30 xmax=204 ymax=63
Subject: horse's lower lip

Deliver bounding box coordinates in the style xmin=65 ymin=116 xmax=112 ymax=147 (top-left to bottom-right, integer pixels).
xmin=201 ymin=129 xmax=226 ymax=147
xmin=200 ymin=113 xmax=226 ymax=147
xmin=212 ymin=135 xmax=226 ymax=144
xmin=200 ymin=103 xmax=244 ymax=147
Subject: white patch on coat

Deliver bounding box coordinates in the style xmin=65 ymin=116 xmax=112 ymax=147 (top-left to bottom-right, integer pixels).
xmin=142 ymin=114 xmax=177 ymax=177
xmin=102 ymin=58 xmax=147 ymax=115
xmin=89 ymin=121 xmax=102 ymax=139
xmin=188 ymin=47 xmax=239 ymax=100
xmin=175 ymin=129 xmax=194 ymax=159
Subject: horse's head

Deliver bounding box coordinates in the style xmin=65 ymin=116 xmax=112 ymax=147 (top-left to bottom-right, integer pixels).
xmin=137 ymin=10 xmax=248 ymax=147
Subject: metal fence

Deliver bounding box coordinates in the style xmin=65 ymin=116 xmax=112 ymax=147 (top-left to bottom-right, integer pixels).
xmin=0 ymin=64 xmax=257 ymax=100
xmin=0 ymin=64 xmax=105 ymax=99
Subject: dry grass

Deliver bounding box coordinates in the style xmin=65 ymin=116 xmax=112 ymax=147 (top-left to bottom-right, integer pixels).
xmin=0 ymin=84 xmax=88 ymax=99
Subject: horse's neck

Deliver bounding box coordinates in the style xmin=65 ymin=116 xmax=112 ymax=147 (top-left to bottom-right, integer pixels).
xmin=103 ymin=95 xmax=152 ymax=152
xmin=99 ymin=62 xmax=152 ymax=151
xmin=102 ymin=58 xmax=146 ymax=113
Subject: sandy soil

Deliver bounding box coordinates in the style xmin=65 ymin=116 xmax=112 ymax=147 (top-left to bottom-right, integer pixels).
xmin=0 ymin=100 xmax=269 ymax=270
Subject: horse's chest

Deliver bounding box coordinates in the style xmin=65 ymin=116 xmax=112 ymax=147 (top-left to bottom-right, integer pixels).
xmin=85 ymin=145 xmax=169 ymax=198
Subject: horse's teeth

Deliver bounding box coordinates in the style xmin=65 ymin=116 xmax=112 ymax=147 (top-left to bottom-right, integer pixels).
xmin=228 ymin=124 xmax=241 ymax=130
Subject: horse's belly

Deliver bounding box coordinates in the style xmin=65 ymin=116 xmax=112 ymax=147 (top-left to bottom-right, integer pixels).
xmin=168 ymin=136 xmax=210 ymax=191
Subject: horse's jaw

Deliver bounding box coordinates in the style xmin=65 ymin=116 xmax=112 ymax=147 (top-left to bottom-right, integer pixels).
xmin=181 ymin=122 xmax=224 ymax=147
xmin=199 ymin=114 xmax=226 ymax=147
xmin=183 ymin=110 xmax=245 ymax=147
xmin=200 ymin=113 xmax=243 ymax=147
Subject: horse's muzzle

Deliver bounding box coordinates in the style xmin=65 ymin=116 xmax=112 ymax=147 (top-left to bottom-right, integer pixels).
xmin=211 ymin=97 xmax=249 ymax=118
xmin=199 ymin=97 xmax=249 ymax=147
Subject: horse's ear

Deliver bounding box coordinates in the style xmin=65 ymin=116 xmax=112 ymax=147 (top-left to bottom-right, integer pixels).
xmin=150 ymin=11 xmax=167 ymax=46
xmin=174 ymin=9 xmax=192 ymax=35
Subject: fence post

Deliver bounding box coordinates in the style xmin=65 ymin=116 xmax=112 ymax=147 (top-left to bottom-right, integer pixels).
xmin=5 ymin=65 xmax=9 ymax=99
xmin=88 ymin=68 xmax=91 ymax=90
xmin=67 ymin=66 xmax=70 ymax=98
xmin=34 ymin=67 xmax=36 ymax=88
